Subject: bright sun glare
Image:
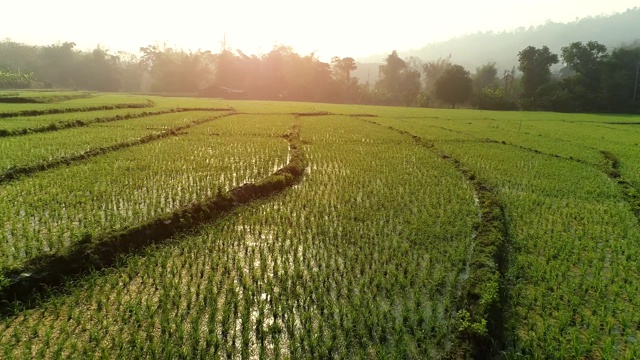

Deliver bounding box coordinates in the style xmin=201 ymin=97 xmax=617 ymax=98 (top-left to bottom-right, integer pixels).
xmin=3 ymin=0 xmax=638 ymax=60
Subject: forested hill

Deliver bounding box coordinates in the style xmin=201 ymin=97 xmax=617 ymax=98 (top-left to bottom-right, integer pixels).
xmin=358 ymin=7 xmax=640 ymax=73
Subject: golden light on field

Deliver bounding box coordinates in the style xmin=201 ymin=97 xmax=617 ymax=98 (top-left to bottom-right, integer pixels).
xmin=2 ymin=0 xmax=638 ymax=59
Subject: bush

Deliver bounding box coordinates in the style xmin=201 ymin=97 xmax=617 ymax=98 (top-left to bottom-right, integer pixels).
xmin=0 ymin=71 xmax=34 ymax=89
xmin=473 ymin=87 xmax=518 ymax=110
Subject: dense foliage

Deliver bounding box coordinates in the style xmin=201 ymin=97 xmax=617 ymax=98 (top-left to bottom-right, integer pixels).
xmin=1 ymin=36 xmax=638 ymax=112
xmin=434 ymin=65 xmax=472 ymax=108
xmin=0 ymin=71 xmax=34 ymax=89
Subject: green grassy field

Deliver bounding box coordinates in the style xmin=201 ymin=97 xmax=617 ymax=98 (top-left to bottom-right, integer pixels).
xmin=0 ymin=92 xmax=639 ymax=358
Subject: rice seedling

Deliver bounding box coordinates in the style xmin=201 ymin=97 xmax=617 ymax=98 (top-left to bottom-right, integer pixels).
xmin=1 ymin=93 xmax=639 ymax=358
xmin=0 ymin=114 xmax=291 ymax=271
xmin=0 ymin=111 xmax=231 ymax=174
xmin=0 ymin=114 xmax=479 ymax=358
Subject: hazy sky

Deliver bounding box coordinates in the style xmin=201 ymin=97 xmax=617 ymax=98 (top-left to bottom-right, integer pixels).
xmin=2 ymin=1 xmax=637 ymax=60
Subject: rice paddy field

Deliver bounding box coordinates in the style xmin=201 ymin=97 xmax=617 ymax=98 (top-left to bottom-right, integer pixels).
xmin=0 ymin=91 xmax=639 ymax=359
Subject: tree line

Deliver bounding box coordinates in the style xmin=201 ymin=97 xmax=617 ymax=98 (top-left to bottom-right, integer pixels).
xmin=0 ymin=39 xmax=638 ymax=113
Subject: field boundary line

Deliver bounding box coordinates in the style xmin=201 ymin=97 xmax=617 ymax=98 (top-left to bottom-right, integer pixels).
xmin=0 ymin=112 xmax=237 ymax=184
xmin=0 ymin=116 xmax=307 ymax=318
xmin=601 ymin=150 xmax=640 ymax=224
xmin=0 ymin=93 xmax=95 ymax=104
xmin=0 ymin=107 xmax=234 ymax=137
xmin=0 ymin=99 xmax=156 ymax=119
xmin=421 ymin=122 xmax=599 ymax=168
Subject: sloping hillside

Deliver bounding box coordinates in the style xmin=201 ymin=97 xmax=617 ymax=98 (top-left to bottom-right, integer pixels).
xmin=358 ymin=7 xmax=640 ymax=75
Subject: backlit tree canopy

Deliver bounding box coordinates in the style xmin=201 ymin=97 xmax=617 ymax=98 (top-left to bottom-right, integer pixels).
xmin=435 ymin=64 xmax=472 ymax=108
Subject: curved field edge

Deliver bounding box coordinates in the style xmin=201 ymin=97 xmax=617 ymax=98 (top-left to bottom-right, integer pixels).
xmin=398 ymin=121 xmax=640 ymax=224
xmin=362 ymin=116 xmax=640 ymax=358
xmin=0 ymin=112 xmax=237 ymax=183
xmin=376 ymin=117 xmax=601 ymax=168
xmin=354 ymin=117 xmax=510 ymax=358
xmin=0 ymin=107 xmax=234 ymax=137
xmin=0 ymin=99 xmax=156 ymax=119
xmin=0 ymin=91 xmax=94 ymax=104
xmin=601 ymin=150 xmax=640 ymax=223
xmin=372 ymin=116 xmax=639 ymax=229
xmin=431 ymin=122 xmax=597 ymax=168
xmin=431 ymin=142 xmax=640 ymax=356
xmin=0 ymin=118 xmax=307 ymax=315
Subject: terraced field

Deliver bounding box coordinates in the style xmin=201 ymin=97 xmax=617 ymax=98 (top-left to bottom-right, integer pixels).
xmin=0 ymin=92 xmax=639 ymax=358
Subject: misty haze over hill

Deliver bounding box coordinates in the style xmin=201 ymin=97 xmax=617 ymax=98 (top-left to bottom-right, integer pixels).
xmin=354 ymin=7 xmax=640 ymax=82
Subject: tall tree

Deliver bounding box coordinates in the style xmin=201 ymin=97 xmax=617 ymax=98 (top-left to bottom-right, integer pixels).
xmin=558 ymin=41 xmax=609 ymax=111
xmin=261 ymin=45 xmax=293 ymax=100
xmin=233 ymin=50 xmax=262 ymax=97
xmin=517 ymin=45 xmax=559 ymax=97
xmin=330 ymin=57 xmax=357 ymax=103
xmin=38 ymin=42 xmax=80 ymax=88
xmin=285 ymin=52 xmax=319 ymax=101
xmin=502 ymin=67 xmax=517 ymax=96
xmin=561 ymin=41 xmax=608 ymax=81
xmin=214 ymin=49 xmax=244 ymax=89
xmin=331 ymin=57 xmax=356 ymax=85
xmin=310 ymin=60 xmax=335 ymax=102
xmin=140 ymin=44 xmax=213 ymax=93
xmin=76 ymin=47 xmax=121 ymax=91
xmin=422 ymin=56 xmax=452 ymax=93
xmin=376 ymin=50 xmax=421 ymax=106
xmin=601 ymin=45 xmax=640 ymax=112
xmin=434 ymin=64 xmax=472 ymax=108
xmin=473 ymin=62 xmax=498 ymax=91
xmin=117 ymin=51 xmax=144 ymax=92
xmin=0 ymin=40 xmax=39 ymax=74
xmin=377 ymin=51 xmax=406 ymax=96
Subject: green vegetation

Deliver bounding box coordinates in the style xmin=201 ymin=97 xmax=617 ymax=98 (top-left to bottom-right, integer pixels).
xmin=3 ymin=32 xmax=639 ymax=113
xmin=0 ymin=107 xmax=229 ymax=136
xmin=0 ymin=90 xmax=93 ymax=102
xmin=0 ymin=113 xmax=289 ymax=272
xmin=0 ymin=91 xmax=639 ymax=358
xmin=0 ymin=111 xmax=232 ymax=172
xmin=0 ymin=72 xmax=36 ymax=90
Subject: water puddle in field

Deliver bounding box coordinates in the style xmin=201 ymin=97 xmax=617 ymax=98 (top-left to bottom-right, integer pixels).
xmin=458 ymin=193 xmax=481 ymax=294
xmin=238 ymin=225 xmax=274 ymax=249
xmin=229 ymin=212 xmax=326 ymax=359
xmin=227 ymin=224 xmax=293 ymax=358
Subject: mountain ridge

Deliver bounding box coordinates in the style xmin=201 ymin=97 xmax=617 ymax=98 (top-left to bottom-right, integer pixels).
xmin=355 ymin=7 xmax=640 ymax=81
